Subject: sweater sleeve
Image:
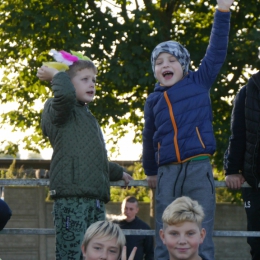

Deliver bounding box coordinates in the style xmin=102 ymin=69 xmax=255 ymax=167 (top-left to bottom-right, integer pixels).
xmin=224 ymin=86 xmax=246 ymax=175
xmin=44 ymin=72 xmax=76 ymax=127
xmin=108 ymin=161 xmax=124 ymax=181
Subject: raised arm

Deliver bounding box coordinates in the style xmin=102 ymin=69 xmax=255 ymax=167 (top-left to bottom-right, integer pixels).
xmin=217 ymin=0 xmax=234 ymax=11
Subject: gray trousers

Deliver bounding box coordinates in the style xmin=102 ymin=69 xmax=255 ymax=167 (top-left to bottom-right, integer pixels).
xmin=155 ymin=159 xmax=215 ymax=260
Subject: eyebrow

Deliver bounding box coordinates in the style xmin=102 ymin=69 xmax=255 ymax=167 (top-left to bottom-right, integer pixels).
xmin=92 ymin=242 xmax=118 ymax=249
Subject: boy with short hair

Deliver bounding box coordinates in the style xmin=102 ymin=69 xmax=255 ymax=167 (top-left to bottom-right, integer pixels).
xmin=142 ymin=0 xmax=234 ymax=259
xmin=118 ymin=196 xmax=154 ymax=260
xmin=160 ymin=196 xmax=206 ymax=260
xmin=37 ymin=50 xmax=132 ymax=259
xmin=81 ymin=220 xmax=137 ymax=260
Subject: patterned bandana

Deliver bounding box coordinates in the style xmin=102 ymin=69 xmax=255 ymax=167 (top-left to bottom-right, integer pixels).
xmin=151 ymin=40 xmax=190 ymax=76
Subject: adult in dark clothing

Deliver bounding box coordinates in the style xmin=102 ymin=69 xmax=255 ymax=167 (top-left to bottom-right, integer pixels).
xmin=0 ymin=199 xmax=12 ymax=231
xmin=117 ymin=196 xmax=154 ymax=260
xmin=224 ymin=71 xmax=260 ymax=260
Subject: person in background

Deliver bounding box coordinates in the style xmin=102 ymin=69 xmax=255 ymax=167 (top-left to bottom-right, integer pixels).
xmin=142 ymin=0 xmax=234 ymax=259
xmin=116 ymin=196 xmax=154 ymax=260
xmin=224 ymin=70 xmax=260 ymax=260
xmin=37 ymin=49 xmax=133 ymax=259
xmin=0 ymin=198 xmax=12 ymax=231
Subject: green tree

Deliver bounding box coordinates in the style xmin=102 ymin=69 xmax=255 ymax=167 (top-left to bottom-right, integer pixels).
xmin=0 ymin=0 xmax=260 ymax=172
xmin=110 ymin=162 xmax=150 ymax=202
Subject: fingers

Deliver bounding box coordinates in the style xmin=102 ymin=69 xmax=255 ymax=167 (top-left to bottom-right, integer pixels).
xmin=121 ymin=246 xmax=137 ymax=260
xmin=36 ymin=66 xmax=49 ymax=81
xmin=122 ymin=172 xmax=132 ymax=187
xmin=147 ymin=175 xmax=157 ymax=189
xmin=128 ymin=247 xmax=137 ymax=260
xmin=36 ymin=66 xmax=58 ymax=81
xmin=225 ymin=175 xmax=243 ymax=189
xmin=121 ymin=246 xmax=127 ymax=260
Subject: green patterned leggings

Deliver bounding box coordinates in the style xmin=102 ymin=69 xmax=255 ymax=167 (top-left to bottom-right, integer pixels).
xmin=53 ymin=197 xmax=105 ymax=260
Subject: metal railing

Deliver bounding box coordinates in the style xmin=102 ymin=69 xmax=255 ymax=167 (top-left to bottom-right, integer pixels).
xmin=1 ymin=178 xmax=260 ymax=237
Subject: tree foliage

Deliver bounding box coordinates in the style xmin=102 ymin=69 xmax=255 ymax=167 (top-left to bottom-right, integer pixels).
xmin=0 ymin=0 xmax=260 ymax=171
xmin=110 ymin=162 xmax=150 ymax=202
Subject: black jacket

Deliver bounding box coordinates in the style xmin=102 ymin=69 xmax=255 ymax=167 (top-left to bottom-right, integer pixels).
xmin=117 ymin=217 xmax=154 ymax=260
xmin=224 ymin=71 xmax=260 ymax=188
xmin=0 ymin=199 xmax=12 ymax=231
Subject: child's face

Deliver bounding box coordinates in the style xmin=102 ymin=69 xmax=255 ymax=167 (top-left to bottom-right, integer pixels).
xmin=154 ymin=52 xmax=183 ymax=87
xmin=71 ymin=68 xmax=97 ymax=104
xmin=160 ymin=221 xmax=206 ymax=260
xmin=82 ymin=236 xmax=121 ymax=260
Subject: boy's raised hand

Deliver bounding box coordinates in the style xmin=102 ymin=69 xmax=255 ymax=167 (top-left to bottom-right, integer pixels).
xmin=37 ymin=66 xmax=59 ymax=81
xmin=121 ymin=246 xmax=137 ymax=260
xmin=217 ymin=0 xmax=234 ymax=11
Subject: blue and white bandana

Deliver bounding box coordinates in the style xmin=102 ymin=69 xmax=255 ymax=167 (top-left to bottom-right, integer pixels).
xmin=151 ymin=40 xmax=190 ymax=76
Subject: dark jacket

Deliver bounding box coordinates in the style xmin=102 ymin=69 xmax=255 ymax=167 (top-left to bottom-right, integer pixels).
xmin=0 ymin=199 xmax=12 ymax=231
xmin=224 ymin=71 xmax=260 ymax=189
xmin=143 ymin=10 xmax=231 ymax=176
xmin=118 ymin=217 xmax=154 ymax=260
xmin=41 ymin=72 xmax=123 ymax=202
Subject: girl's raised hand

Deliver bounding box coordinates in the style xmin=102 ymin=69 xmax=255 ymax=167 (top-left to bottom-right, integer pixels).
xmin=121 ymin=246 xmax=137 ymax=260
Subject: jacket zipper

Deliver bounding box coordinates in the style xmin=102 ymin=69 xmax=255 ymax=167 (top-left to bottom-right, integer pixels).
xmin=164 ymin=92 xmax=181 ymax=162
xmin=196 ymin=127 xmax=206 ymax=149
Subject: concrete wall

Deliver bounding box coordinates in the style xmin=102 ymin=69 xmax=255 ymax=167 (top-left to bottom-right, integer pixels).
xmin=0 ymin=187 xmax=251 ymax=260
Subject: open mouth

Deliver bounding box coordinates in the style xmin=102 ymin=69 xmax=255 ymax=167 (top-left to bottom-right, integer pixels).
xmin=162 ymin=71 xmax=173 ymax=78
xmin=87 ymin=91 xmax=94 ymax=94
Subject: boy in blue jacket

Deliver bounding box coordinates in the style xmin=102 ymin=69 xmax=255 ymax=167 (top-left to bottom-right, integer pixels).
xmin=142 ymin=0 xmax=234 ymax=259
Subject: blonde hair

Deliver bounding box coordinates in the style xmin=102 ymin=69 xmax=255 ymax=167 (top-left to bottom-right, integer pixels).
xmin=81 ymin=221 xmax=126 ymax=253
xmin=67 ymin=59 xmax=97 ymax=79
xmin=162 ymin=196 xmax=204 ymax=229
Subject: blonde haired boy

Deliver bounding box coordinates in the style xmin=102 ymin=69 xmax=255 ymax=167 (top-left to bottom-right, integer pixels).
xmin=81 ymin=220 xmax=136 ymax=260
xmin=160 ymin=196 xmax=206 ymax=260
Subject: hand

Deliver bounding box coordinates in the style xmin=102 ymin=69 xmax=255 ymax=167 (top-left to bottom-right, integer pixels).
xmin=217 ymin=0 xmax=234 ymax=11
xmin=121 ymin=246 xmax=137 ymax=260
xmin=121 ymin=172 xmax=133 ymax=188
xmin=36 ymin=66 xmax=59 ymax=81
xmin=225 ymin=174 xmax=245 ymax=189
xmin=146 ymin=175 xmax=157 ymax=189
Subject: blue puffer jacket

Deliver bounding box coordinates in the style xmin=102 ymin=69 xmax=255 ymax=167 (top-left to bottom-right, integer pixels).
xmin=143 ymin=10 xmax=231 ymax=176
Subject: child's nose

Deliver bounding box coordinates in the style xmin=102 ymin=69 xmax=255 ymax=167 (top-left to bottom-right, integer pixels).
xmin=100 ymin=250 xmax=107 ymax=259
xmin=162 ymin=61 xmax=169 ymax=67
xmin=178 ymin=235 xmax=187 ymax=244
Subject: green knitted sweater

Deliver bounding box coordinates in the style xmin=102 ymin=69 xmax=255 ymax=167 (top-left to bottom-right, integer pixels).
xmin=41 ymin=72 xmax=123 ymax=202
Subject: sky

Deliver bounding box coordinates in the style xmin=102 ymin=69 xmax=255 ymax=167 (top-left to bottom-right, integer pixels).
xmin=0 ymin=102 xmax=142 ymax=160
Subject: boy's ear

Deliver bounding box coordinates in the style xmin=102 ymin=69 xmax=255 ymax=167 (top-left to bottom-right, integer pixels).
xmin=81 ymin=244 xmax=86 ymax=258
xmin=200 ymin=228 xmax=206 ymax=244
xmin=159 ymin=229 xmax=166 ymax=244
